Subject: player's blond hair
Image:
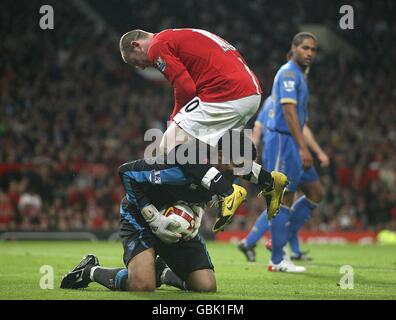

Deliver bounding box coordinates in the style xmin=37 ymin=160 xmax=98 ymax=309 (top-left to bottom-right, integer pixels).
xmin=119 ymin=29 xmax=151 ymax=55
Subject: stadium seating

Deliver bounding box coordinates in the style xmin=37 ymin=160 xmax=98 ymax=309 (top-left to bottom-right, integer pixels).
xmin=1 ymin=0 xmax=395 ymax=233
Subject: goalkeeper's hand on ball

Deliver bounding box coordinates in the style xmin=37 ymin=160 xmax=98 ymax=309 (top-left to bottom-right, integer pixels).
xmin=141 ymin=204 xmax=182 ymax=243
xmin=183 ymin=204 xmax=204 ymax=241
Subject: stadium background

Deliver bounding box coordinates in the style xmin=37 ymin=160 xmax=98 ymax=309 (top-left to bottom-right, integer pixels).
xmin=1 ymin=0 xmax=395 ymax=242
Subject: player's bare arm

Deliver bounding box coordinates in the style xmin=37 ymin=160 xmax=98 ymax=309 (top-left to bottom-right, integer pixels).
xmin=283 ymin=103 xmax=313 ymax=169
xmin=303 ymin=125 xmax=329 ymax=167
xmin=252 ymin=121 xmax=263 ymax=146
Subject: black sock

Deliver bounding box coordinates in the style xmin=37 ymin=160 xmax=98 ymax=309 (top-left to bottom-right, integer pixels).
xmin=257 ymin=169 xmax=274 ymax=190
xmin=85 ymin=267 xmax=127 ymax=291
xmin=173 ymin=144 xmax=233 ymax=196
xmin=242 ymin=163 xmax=274 ymax=190
xmin=160 ymin=268 xmax=187 ymax=291
xmin=182 ymin=164 xmax=233 ymax=196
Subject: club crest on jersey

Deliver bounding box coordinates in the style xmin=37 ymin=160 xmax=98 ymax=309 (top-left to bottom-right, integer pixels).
xmin=149 ymin=170 xmax=161 ymax=184
xmin=127 ymin=240 xmax=136 ymax=251
xmin=283 ymin=71 xmax=295 ymax=78
xmin=283 ymin=80 xmax=295 ymax=92
xmin=155 ymin=56 xmax=166 ymax=72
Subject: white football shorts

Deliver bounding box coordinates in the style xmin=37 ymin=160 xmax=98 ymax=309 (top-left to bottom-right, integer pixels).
xmin=171 ymin=94 xmax=261 ymax=148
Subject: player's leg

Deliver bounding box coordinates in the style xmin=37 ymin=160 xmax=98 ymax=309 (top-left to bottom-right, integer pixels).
xmin=165 ymin=95 xmax=285 ymax=231
xmin=61 ymin=204 xmax=186 ymax=292
xmin=238 ymin=133 xmax=288 ymax=261
xmin=120 ymin=216 xmax=187 ymax=291
xmin=155 ymin=255 xmax=187 ymax=290
xmin=71 ymin=251 xmax=184 ymax=292
xmin=124 ymin=248 xmax=156 ymax=291
xmin=157 ymin=234 xmax=216 ymax=292
xmin=160 ymin=105 xmax=235 ymax=200
xmin=300 ymin=180 xmax=324 ymax=203
xmin=68 ymin=250 xmax=154 ymax=292
xmin=59 ymin=247 xmax=156 ymax=291
xmin=160 ymin=112 xmax=245 ymax=233
xmin=159 ymin=120 xmax=193 ymax=156
xmin=225 ymin=96 xmax=288 ymax=220
xmin=266 ymin=134 xmax=305 ymax=272
xmin=241 ymin=162 xmax=288 ymax=219
xmin=288 ymin=177 xmax=324 ymax=260
xmin=238 ymin=132 xmax=289 ymax=262
xmin=59 ymin=250 xmax=181 ymax=292
xmin=89 ymin=265 xmax=128 ymax=291
xmin=120 ymin=198 xmax=188 ymax=291
xmin=268 ymin=191 xmax=304 ymax=272
xmin=211 ymin=143 xmax=283 ymax=232
xmin=238 ymin=209 xmax=269 ymax=262
xmin=169 ymin=138 xmax=249 ymax=233
xmin=216 ymin=135 xmax=286 ymax=235
xmin=186 ymin=269 xmax=216 ymax=292
xmin=269 ymin=191 xmax=294 ymax=265
xmin=229 ymin=95 xmax=288 ymax=220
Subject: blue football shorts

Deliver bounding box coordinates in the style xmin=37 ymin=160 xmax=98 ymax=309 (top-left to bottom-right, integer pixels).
xmin=263 ymin=130 xmax=319 ymax=192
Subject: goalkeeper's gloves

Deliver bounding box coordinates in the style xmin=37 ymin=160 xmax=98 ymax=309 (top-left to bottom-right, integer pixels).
xmin=183 ymin=204 xmax=204 ymax=241
xmin=141 ymin=204 xmax=182 ymax=244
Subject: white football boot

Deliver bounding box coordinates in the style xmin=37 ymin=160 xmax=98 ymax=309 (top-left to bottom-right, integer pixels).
xmin=268 ymin=259 xmax=306 ymax=272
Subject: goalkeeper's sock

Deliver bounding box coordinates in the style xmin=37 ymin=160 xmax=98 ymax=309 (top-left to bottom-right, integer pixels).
xmin=173 ymin=144 xmax=233 ymax=196
xmin=87 ymin=266 xmax=128 ymax=291
xmin=160 ymin=268 xmax=187 ymax=291
xmin=88 ymin=266 xmax=187 ymax=292
xmin=270 ymin=206 xmax=292 ymax=264
xmin=288 ymin=196 xmax=318 ymax=254
xmin=205 ymin=167 xmax=233 ymax=196
xmin=245 ymin=209 xmax=269 ymax=248
xmin=183 ymin=163 xmax=233 ymax=197
xmin=242 ymin=163 xmax=274 ymax=190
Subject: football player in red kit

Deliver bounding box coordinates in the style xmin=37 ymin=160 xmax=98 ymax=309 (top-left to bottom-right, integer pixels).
xmin=119 ymin=28 xmax=288 ymax=237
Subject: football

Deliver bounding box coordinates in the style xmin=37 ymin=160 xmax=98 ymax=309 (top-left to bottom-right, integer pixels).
xmin=162 ymin=203 xmax=196 ymax=238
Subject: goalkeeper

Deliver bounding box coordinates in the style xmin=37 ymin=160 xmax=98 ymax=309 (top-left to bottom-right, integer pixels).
xmin=61 ymin=133 xmax=264 ymax=292
xmin=61 ymin=159 xmax=214 ymax=292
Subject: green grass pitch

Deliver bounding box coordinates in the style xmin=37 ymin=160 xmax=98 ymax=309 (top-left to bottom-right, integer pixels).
xmin=0 ymin=241 xmax=395 ymax=300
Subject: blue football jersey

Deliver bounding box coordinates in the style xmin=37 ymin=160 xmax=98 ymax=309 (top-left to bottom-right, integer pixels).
xmin=255 ymin=96 xmax=274 ymax=143
xmin=269 ymin=60 xmax=309 ymax=133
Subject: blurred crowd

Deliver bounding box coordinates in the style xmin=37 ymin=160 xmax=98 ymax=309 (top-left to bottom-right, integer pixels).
xmin=1 ymin=0 xmax=395 ymax=232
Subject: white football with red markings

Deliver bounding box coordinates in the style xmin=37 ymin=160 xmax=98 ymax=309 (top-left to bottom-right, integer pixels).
xmin=162 ymin=204 xmax=196 ymax=239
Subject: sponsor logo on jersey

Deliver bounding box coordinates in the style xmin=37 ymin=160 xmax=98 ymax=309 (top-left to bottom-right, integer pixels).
xmin=127 ymin=240 xmax=136 ymax=251
xmin=155 ymin=56 xmax=166 ymax=72
xmin=150 ymin=170 xmax=162 ymax=184
xmin=283 ymin=80 xmax=295 ymax=92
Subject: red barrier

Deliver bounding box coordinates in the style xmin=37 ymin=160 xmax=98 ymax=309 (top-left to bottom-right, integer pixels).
xmin=215 ymin=230 xmax=377 ymax=244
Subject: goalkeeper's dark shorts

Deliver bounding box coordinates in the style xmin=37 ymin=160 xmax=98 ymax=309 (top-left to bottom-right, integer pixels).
xmin=119 ymin=218 xmax=214 ymax=281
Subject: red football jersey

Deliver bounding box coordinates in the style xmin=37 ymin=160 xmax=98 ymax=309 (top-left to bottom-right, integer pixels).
xmin=147 ymin=29 xmax=262 ymax=119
